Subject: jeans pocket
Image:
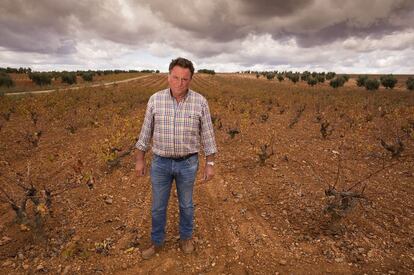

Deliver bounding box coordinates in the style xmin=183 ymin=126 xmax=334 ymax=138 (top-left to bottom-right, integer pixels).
xmin=185 ymin=155 xmax=198 ymax=167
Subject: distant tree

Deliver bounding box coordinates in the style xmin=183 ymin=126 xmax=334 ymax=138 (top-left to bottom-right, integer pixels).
xmin=406 ymin=77 xmax=414 ymax=90
xmin=29 ymin=72 xmax=52 ymax=86
xmin=364 ymin=78 xmax=380 ymax=90
xmin=5 ymin=67 xmax=18 ymax=73
xmin=277 ymin=74 xmax=284 ymax=82
xmin=316 ymin=74 xmax=325 ymax=83
xmin=61 ymin=72 xmax=77 ymax=85
xmin=140 ymin=69 xmax=155 ymax=73
xmin=256 ymin=73 xmax=260 ymax=79
xmin=266 ymin=72 xmax=275 ymax=80
xmin=342 ymin=75 xmax=350 ymax=82
xmin=380 ymin=74 xmax=398 ymax=89
xmin=326 ymin=72 xmax=336 ymax=80
xmin=81 ymin=72 xmax=94 ymax=82
xmin=198 ymin=69 xmax=216 ymax=75
xmin=301 ymin=71 xmax=311 ymax=81
xmin=307 ymin=78 xmax=317 ymax=86
xmin=356 ymin=75 xmax=368 ymax=87
xmin=0 ymin=72 xmax=14 ymax=88
xmin=290 ymin=73 xmax=300 ymax=84
xmin=155 ymin=70 xmax=160 ymax=73
xmin=329 ymin=76 xmax=346 ymax=88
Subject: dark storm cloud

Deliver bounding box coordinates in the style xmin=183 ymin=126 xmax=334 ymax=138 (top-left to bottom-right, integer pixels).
xmin=287 ymin=1 xmax=414 ymax=48
xmin=142 ymin=1 xmax=246 ymax=42
xmin=2 ymin=0 xmax=414 ymax=53
xmin=238 ymin=0 xmax=314 ymax=17
xmin=292 ymin=19 xmax=402 ymax=48
xmin=0 ymin=0 xmax=413 ymax=72
xmin=0 ymin=0 xmax=157 ymax=54
xmin=139 ymin=0 xmax=414 ymax=54
xmin=0 ymin=0 xmax=90 ymax=53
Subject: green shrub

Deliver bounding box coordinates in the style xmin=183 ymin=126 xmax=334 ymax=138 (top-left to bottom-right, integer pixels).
xmin=289 ymin=74 xmax=300 ymax=84
xmin=307 ymin=78 xmax=317 ymax=86
xmin=301 ymin=71 xmax=311 ymax=81
xmin=29 ymin=72 xmax=52 ymax=86
xmin=0 ymin=72 xmax=14 ymax=88
xmin=406 ymin=77 xmax=414 ymax=90
xmin=326 ymin=72 xmax=336 ymax=80
xmin=365 ymin=78 xmax=380 ymax=90
xmin=277 ymin=74 xmax=284 ymax=82
xmin=198 ymin=69 xmax=215 ymax=75
xmin=61 ymin=72 xmax=77 ymax=85
xmin=317 ymin=74 xmax=325 ymax=83
xmin=81 ymin=72 xmax=94 ymax=82
xmin=356 ymin=75 xmax=368 ymax=87
xmin=266 ymin=73 xmax=275 ymax=80
xmin=380 ymin=74 xmax=397 ymax=89
xmin=329 ymin=77 xmax=346 ymax=88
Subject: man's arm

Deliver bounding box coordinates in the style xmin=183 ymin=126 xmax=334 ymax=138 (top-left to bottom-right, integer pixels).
xmin=200 ymin=100 xmax=217 ymax=156
xmin=200 ymin=99 xmax=217 ymax=181
xmin=135 ymin=97 xmax=154 ymax=177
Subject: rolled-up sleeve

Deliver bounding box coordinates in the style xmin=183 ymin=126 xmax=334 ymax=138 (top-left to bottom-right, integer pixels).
xmin=200 ymin=99 xmax=217 ymax=156
xmin=135 ymin=96 xmax=154 ymax=151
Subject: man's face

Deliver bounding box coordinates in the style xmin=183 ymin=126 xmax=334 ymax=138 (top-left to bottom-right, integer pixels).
xmin=168 ymin=66 xmax=192 ymax=94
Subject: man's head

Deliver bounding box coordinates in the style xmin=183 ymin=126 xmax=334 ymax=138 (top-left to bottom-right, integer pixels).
xmin=169 ymin=57 xmax=194 ymax=78
xmin=168 ymin=57 xmax=194 ymax=95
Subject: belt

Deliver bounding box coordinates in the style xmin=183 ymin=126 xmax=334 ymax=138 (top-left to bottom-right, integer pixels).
xmin=170 ymin=153 xmax=198 ymax=161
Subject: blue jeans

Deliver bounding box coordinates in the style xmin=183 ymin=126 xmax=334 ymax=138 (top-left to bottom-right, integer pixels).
xmin=150 ymin=154 xmax=199 ymax=245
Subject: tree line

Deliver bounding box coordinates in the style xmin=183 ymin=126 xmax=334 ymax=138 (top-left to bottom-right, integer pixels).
xmin=241 ymin=70 xmax=414 ymax=91
xmin=0 ymin=68 xmax=160 ymax=88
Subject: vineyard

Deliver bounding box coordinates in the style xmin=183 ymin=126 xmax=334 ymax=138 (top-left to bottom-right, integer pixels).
xmin=0 ymin=73 xmax=413 ymax=274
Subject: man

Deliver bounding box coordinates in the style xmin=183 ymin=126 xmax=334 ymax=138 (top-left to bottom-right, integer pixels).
xmin=135 ymin=57 xmax=217 ymax=260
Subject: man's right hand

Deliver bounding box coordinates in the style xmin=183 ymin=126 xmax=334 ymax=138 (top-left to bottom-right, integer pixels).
xmin=135 ymin=159 xmax=146 ymax=176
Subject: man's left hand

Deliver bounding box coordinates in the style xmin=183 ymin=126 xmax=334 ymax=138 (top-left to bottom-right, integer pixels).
xmin=203 ymin=164 xmax=214 ymax=182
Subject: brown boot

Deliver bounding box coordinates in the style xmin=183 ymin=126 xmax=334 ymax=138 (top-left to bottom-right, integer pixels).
xmin=180 ymin=239 xmax=194 ymax=254
xmin=141 ymin=243 xmax=162 ymax=260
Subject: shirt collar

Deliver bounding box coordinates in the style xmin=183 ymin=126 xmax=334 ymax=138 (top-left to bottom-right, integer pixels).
xmin=168 ymin=88 xmax=191 ymax=102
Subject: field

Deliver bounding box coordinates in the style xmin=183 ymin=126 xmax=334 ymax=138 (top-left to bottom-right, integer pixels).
xmin=0 ymin=73 xmax=413 ymax=274
xmin=1 ymin=72 xmax=147 ymax=94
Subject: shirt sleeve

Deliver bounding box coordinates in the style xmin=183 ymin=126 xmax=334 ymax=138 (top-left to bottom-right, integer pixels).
xmin=200 ymin=99 xmax=218 ymax=156
xmin=135 ymin=96 xmax=154 ymax=151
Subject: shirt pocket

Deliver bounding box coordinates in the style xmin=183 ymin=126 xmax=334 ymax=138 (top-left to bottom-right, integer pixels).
xmin=183 ymin=113 xmax=200 ymax=134
xmin=154 ymin=113 xmax=174 ymax=135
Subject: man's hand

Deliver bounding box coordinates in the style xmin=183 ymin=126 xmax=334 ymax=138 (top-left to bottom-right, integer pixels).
xmin=203 ymin=164 xmax=214 ymax=182
xmin=135 ymin=150 xmax=146 ymax=177
xmin=135 ymin=159 xmax=146 ymax=177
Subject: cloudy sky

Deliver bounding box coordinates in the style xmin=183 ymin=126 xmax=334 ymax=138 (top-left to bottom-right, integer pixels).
xmin=1 ymin=0 xmax=414 ymax=73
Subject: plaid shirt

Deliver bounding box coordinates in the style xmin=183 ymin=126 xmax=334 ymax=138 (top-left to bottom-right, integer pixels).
xmin=135 ymin=88 xmax=217 ymax=158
